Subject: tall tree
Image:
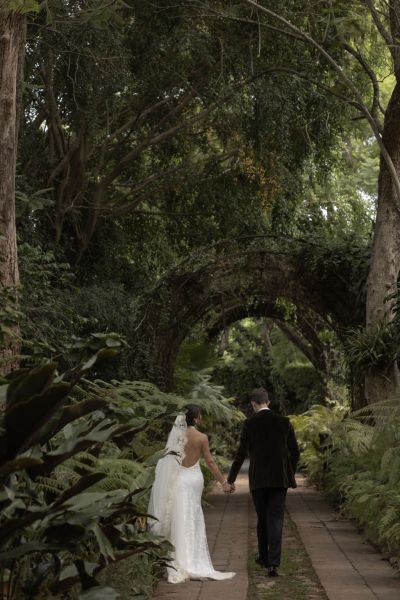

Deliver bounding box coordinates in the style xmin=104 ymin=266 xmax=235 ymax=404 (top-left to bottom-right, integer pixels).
xmin=0 ymin=6 xmax=24 ymax=290
xmin=0 ymin=4 xmax=26 ymax=369
xmin=20 ymin=0 xmax=343 ymax=265
xmin=223 ymin=0 xmax=400 ymax=404
xmin=364 ymin=0 xmax=400 ymax=402
xmin=0 ymin=0 xmax=126 ymax=366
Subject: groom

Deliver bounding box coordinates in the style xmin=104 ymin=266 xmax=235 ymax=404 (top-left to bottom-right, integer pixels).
xmin=227 ymin=387 xmax=300 ymax=577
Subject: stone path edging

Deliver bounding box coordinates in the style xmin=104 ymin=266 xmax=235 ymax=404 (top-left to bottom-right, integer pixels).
xmin=287 ymin=476 xmax=400 ymax=600
xmin=153 ymin=472 xmax=400 ymax=600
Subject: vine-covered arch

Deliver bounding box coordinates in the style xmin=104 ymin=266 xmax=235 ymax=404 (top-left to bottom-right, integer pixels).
xmin=133 ymin=241 xmax=361 ymax=390
xmin=203 ymin=302 xmax=328 ymax=374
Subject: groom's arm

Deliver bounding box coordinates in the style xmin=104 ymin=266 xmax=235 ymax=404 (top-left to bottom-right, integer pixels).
xmin=287 ymin=421 xmax=300 ymax=473
xmin=227 ymin=420 xmax=249 ymax=484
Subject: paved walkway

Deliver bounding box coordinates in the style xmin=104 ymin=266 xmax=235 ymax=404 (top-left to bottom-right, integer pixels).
xmin=152 ymin=471 xmax=249 ymax=600
xmin=287 ymin=476 xmax=400 ymax=600
xmin=153 ymin=473 xmax=400 ymax=600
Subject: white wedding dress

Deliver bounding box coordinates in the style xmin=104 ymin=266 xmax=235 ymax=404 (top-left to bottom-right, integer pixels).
xmin=148 ymin=415 xmax=235 ymax=583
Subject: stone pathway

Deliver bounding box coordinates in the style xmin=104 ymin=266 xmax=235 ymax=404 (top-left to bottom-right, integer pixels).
xmin=153 ymin=473 xmax=400 ymax=600
xmin=287 ymin=476 xmax=400 ymax=600
xmin=248 ymin=502 xmax=328 ymax=600
xmin=152 ymin=471 xmax=249 ymax=600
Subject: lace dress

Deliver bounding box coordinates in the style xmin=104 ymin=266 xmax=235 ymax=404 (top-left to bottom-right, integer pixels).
xmin=167 ymin=461 xmax=235 ymax=583
xmin=148 ymin=415 xmax=235 ymax=584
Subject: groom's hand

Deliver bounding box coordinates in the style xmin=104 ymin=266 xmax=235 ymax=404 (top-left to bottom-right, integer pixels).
xmin=222 ymin=481 xmax=234 ymax=494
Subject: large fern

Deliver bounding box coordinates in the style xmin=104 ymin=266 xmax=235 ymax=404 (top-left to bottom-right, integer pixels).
xmin=292 ymin=399 xmax=400 ymax=559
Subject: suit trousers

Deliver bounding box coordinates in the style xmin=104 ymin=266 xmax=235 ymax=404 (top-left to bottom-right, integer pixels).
xmin=251 ymin=487 xmax=287 ymax=567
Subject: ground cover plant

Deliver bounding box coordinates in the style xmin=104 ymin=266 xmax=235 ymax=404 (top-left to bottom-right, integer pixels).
xmin=292 ymin=401 xmax=400 ymax=563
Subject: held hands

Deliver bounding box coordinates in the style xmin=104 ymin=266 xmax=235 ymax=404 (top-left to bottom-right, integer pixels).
xmin=222 ymin=481 xmax=235 ymax=494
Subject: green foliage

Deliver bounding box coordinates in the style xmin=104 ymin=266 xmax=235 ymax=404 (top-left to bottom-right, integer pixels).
xmin=0 ymin=287 xmax=23 ymax=370
xmin=293 ymin=400 xmax=400 ymax=559
xmin=5 ymin=0 xmax=400 ymax=594
xmin=17 ymin=242 xmax=140 ymax=377
xmin=13 ymin=0 xmax=375 ymax=413
xmin=211 ymin=319 xmax=331 ymax=414
xmin=98 ymin=553 xmax=161 ymax=600
xmin=0 ymin=359 xmax=186 ymax=599
xmin=282 ymin=363 xmax=326 ymax=412
xmin=211 ymin=320 xmax=276 ymax=408
xmin=345 ymin=322 xmax=397 ymax=380
xmin=18 ymin=242 xmax=78 ymax=359
xmin=18 ymin=0 xmax=355 ymax=271
xmin=274 ymin=298 xmax=297 ymax=323
xmin=269 ymin=327 xmax=329 ymax=412
xmin=290 ymin=403 xmax=348 ymax=484
xmin=6 ymin=0 xmax=39 ymax=13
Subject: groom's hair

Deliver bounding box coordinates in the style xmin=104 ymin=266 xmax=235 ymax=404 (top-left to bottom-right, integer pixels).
xmin=185 ymin=404 xmax=201 ymax=426
xmin=250 ymin=387 xmax=269 ymax=405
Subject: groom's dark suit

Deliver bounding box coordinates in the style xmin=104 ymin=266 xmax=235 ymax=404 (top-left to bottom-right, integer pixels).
xmin=228 ymin=408 xmax=300 ymax=568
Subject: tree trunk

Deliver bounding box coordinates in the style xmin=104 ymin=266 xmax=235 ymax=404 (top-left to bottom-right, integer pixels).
xmin=0 ymin=11 xmax=24 ymax=371
xmin=365 ymin=81 xmax=400 ymax=404
xmin=276 ymin=320 xmax=326 ymax=374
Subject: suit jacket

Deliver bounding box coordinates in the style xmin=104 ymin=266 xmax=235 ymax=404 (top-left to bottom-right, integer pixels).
xmin=228 ymin=409 xmax=300 ymax=491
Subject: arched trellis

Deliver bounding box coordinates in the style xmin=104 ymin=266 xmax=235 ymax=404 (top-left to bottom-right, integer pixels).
xmin=203 ymin=301 xmax=328 ymax=374
xmin=132 ymin=242 xmax=362 ymax=390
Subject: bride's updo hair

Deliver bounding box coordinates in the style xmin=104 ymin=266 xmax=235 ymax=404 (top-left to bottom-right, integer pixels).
xmin=185 ymin=404 xmax=201 ymax=427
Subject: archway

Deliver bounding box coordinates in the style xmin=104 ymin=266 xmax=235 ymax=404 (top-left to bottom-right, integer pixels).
xmin=132 ymin=241 xmax=361 ymax=390
xmin=204 ymin=302 xmax=328 ymax=374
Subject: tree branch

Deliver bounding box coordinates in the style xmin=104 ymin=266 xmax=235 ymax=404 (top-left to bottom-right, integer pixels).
xmin=343 ymin=42 xmax=385 ymax=127
xmin=105 ymin=91 xmax=196 ymax=152
xmin=363 ymin=0 xmax=393 ymax=48
xmin=245 ymin=0 xmax=400 ymax=209
xmin=110 ymin=151 xmax=238 ymax=216
xmin=277 ymin=321 xmax=317 ymax=365
xmin=102 ymin=104 xmax=213 ymax=188
xmin=46 ymin=135 xmax=82 ymax=184
xmin=40 ymin=62 xmax=66 ymax=159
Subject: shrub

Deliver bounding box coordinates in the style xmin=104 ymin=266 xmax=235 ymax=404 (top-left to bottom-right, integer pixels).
xmin=292 ymin=400 xmax=400 ymax=561
xmin=282 ymin=363 xmax=326 ymax=412
xmin=0 ymin=359 xmax=176 ymax=599
xmin=0 ymin=359 xmax=241 ymax=599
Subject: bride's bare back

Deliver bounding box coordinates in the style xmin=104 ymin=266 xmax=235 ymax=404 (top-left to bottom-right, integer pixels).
xmin=182 ymin=427 xmax=205 ymax=467
xmin=182 ymin=427 xmax=226 ymax=485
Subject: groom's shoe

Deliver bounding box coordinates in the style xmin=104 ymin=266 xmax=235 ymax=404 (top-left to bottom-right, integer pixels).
xmin=255 ymin=555 xmax=267 ymax=567
xmin=267 ymin=566 xmax=279 ymax=577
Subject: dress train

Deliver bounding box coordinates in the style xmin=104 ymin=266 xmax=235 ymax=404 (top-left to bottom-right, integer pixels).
xmin=167 ymin=462 xmax=235 ymax=583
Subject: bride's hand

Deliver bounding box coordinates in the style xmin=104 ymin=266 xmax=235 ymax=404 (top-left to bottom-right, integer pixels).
xmin=222 ymin=481 xmax=234 ymax=494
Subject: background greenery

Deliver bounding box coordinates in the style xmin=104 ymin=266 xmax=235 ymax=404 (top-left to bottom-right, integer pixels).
xmin=4 ymin=0 xmax=400 ymax=597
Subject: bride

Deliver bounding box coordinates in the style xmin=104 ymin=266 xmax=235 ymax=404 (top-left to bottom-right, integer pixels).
xmin=148 ymin=404 xmax=236 ymax=583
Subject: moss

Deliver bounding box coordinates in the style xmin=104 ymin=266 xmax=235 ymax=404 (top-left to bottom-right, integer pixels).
xmin=248 ymin=512 xmax=327 ymax=600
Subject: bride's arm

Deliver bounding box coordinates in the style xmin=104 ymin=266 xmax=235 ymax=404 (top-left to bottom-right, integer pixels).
xmin=202 ymin=435 xmax=232 ymax=492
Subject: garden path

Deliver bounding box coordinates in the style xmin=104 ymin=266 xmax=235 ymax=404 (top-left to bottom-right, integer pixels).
xmin=152 ymin=471 xmax=249 ymax=600
xmin=153 ymin=473 xmax=400 ymax=600
xmin=287 ymin=475 xmax=400 ymax=600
